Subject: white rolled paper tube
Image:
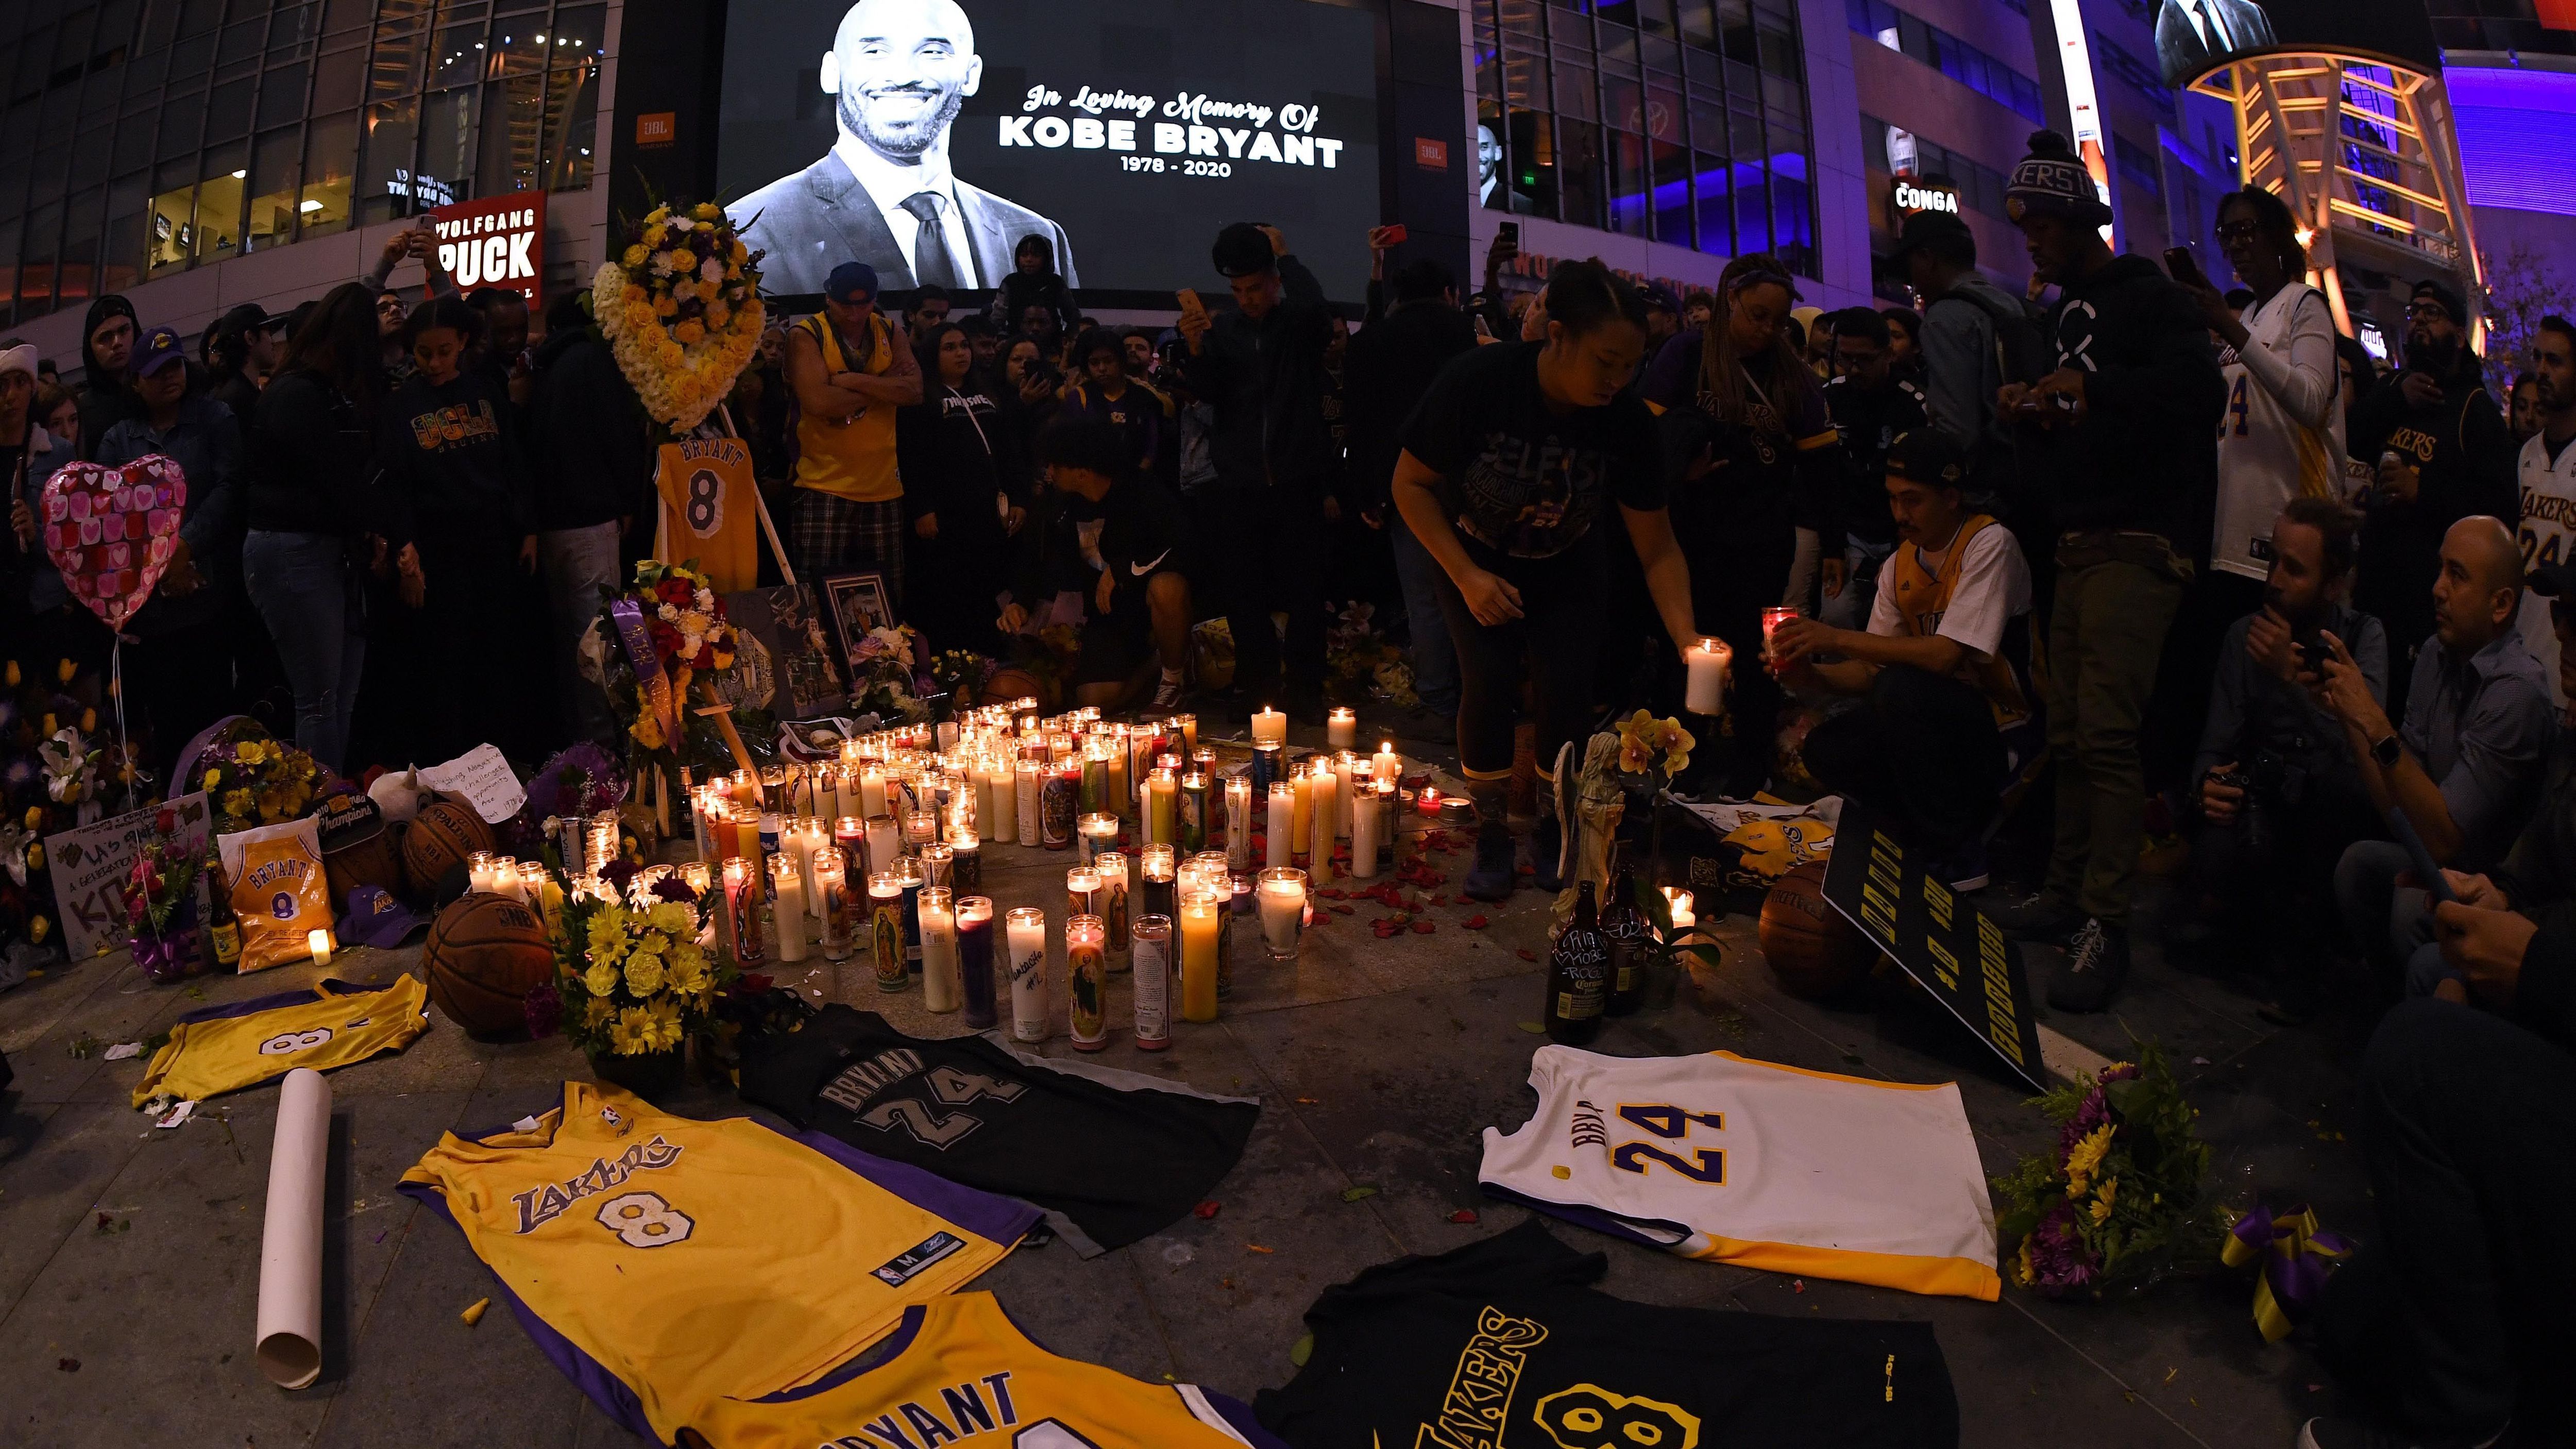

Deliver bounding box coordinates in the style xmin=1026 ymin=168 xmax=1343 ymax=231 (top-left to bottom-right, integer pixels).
xmin=256 ymin=1066 xmax=332 ymax=1389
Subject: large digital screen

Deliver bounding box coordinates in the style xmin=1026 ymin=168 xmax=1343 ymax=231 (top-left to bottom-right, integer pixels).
xmin=2154 ymin=0 xmax=2442 ymax=88
xmin=717 ymin=0 xmax=1382 ymax=300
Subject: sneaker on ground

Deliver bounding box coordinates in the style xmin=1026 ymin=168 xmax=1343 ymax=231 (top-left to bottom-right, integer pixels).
xmin=1464 ymin=823 xmax=1518 ymax=901
xmin=1987 ymin=888 xmax=2083 ymax=944
xmin=2298 ymin=1415 xmax=2512 ymax=1449
xmin=1528 ymin=816 xmax=1566 ymax=892
xmin=2046 ymin=916 xmax=2130 ymax=1013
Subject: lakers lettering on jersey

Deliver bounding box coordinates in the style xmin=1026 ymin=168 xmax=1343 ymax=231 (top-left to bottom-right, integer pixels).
xmin=657 ymin=436 xmax=761 ymax=593
xmin=2515 ymin=431 xmax=2576 ymax=706
xmin=130 ymin=975 xmax=430 ymax=1108
xmin=677 ymin=1292 xmax=1286 ymax=1449
xmin=401 ymin=1081 xmax=1040 ymax=1443
xmin=2209 ymin=284 xmax=2346 ymax=583
xmin=1479 ymin=1047 xmax=1999 ymax=1300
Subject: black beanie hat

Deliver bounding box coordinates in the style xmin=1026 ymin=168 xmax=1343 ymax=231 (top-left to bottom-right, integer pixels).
xmin=1211 ymin=223 xmax=1277 ymax=278
xmin=2005 ymin=131 xmax=2112 ymax=227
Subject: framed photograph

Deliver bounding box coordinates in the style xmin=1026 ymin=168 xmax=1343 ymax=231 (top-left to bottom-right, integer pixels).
xmin=821 ymin=569 xmax=896 ymax=671
xmin=723 ymin=585 xmax=846 ymax=717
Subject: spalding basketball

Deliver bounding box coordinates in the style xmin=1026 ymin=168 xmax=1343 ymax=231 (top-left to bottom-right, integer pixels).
xmin=402 ymin=799 xmax=493 ymax=903
xmin=1758 ymin=861 xmax=1877 ymax=1001
xmin=423 ymin=892 xmax=554 ymax=1041
xmin=981 ymin=666 xmax=1044 ymax=711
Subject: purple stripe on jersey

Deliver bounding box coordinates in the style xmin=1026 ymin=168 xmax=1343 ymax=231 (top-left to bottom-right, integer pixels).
xmin=1202 ymin=1388 xmax=1297 ymax=1449
xmin=171 ymin=976 xmax=375 ymax=1025
xmin=397 ymin=1178 xmax=660 ymax=1442
xmin=1477 ymin=1181 xmax=1690 ymax=1250
xmin=742 ymin=1304 xmax=930 ymax=1404
xmin=777 ymin=1122 xmax=1043 ymax=1249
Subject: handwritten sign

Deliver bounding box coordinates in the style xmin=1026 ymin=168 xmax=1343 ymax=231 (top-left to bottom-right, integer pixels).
xmin=419 ymin=744 xmax=527 ymax=824
xmin=42 ymin=793 xmax=211 ymax=961
xmin=1819 ymin=802 xmax=2045 ymax=1091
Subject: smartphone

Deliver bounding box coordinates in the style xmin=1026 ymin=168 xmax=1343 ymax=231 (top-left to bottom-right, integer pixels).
xmin=2390 ymin=810 xmax=2458 ymax=904
xmin=1473 ymin=314 xmax=1495 ymax=340
xmin=1499 ymin=222 xmax=1521 ymax=250
xmin=2164 ymin=247 xmax=2206 ymax=288
xmin=1380 ymin=223 xmax=1409 ymax=246
xmin=1175 ymin=287 xmax=1205 ymax=316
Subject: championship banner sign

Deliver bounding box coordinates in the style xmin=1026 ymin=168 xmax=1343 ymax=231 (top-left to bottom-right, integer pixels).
xmin=430 ymin=192 xmax=545 ymax=307
xmin=1819 ymin=802 xmax=2046 ymax=1090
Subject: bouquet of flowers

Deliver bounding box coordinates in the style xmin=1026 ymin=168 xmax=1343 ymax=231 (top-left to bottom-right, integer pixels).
xmin=1322 ymin=601 xmax=1418 ymax=708
xmin=600 ymin=560 xmax=742 ymax=763
xmin=593 ymin=201 xmax=766 ymax=432
xmin=929 ymin=649 xmax=993 ymax=705
xmin=199 ymin=734 xmax=325 ymax=833
xmin=510 ymin=742 xmax=631 ymax=858
xmin=550 ymin=879 xmax=727 ymax=1059
xmin=1994 ymin=1042 xmax=2223 ymax=1298
xmin=121 ymin=809 xmax=204 ymax=982
xmin=848 ymin=624 xmax=926 ymax=721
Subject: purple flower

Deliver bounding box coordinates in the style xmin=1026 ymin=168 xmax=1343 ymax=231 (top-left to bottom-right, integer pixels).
xmin=2027 ymin=1202 xmax=2100 ymax=1293
xmin=651 ymin=876 xmax=699 ymax=904
xmin=522 ymin=983 xmax=563 ymax=1040
xmin=602 ymin=859 xmax=640 ymax=893
xmin=2058 ymin=1085 xmax=2110 ymax=1158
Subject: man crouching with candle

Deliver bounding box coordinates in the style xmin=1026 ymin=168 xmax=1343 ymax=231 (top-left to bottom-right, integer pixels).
xmin=1000 ymin=413 xmax=1195 ymax=712
xmin=1768 ymin=430 xmax=2039 ymax=893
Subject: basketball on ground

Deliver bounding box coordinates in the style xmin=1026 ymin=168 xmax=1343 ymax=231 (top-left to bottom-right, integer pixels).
xmin=422 ymin=892 xmax=554 ymax=1041
xmin=1758 ymin=861 xmax=1877 ymax=1001
xmin=403 ymin=800 xmax=493 ymax=903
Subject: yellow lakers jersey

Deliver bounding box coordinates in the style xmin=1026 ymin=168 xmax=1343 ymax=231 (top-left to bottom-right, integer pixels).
xmin=400 ymin=1082 xmax=1039 ymax=1443
xmin=131 ymin=975 xmax=430 ymax=1107
xmin=677 ymin=1292 xmax=1283 ymax=1449
xmin=657 ymin=436 xmax=761 ymax=593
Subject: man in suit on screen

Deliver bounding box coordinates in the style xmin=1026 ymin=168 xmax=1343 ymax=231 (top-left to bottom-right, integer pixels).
xmin=2154 ymin=0 xmax=2277 ymax=84
xmin=731 ymin=0 xmax=1078 ymax=294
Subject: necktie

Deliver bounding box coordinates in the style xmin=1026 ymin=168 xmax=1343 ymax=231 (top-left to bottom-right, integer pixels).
xmin=2198 ymin=0 xmax=2233 ymax=52
xmin=900 ymin=191 xmax=961 ymax=289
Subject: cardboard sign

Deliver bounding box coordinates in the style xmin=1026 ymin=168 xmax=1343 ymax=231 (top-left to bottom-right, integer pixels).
xmin=429 ymin=193 xmax=545 ymax=307
xmin=418 ymin=744 xmax=527 ymax=824
xmin=42 ymin=793 xmax=212 ymax=961
xmin=1819 ymin=802 xmax=2046 ymax=1090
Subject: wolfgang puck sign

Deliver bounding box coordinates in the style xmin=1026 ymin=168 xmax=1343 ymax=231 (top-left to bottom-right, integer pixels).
xmin=430 ymin=193 xmax=545 ymax=306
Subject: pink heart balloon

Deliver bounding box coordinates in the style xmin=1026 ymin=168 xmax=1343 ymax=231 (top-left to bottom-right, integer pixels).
xmin=43 ymin=456 xmax=188 ymax=631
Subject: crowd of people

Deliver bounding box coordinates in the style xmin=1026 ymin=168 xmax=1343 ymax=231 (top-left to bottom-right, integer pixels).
xmin=4 ymin=126 xmax=2575 ymax=1447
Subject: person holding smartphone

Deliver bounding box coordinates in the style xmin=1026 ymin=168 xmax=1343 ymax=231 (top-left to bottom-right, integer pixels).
xmin=1392 ymin=260 xmax=1711 ymax=900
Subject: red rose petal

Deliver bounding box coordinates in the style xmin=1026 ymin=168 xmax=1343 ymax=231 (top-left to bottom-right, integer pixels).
xmin=1410 ymin=920 xmax=1435 ymax=934
xmin=1447 ymin=1209 xmax=1480 ymax=1224
xmin=1463 ymin=915 xmax=1488 ymax=930
xmin=1516 ymin=948 xmax=1537 ymax=961
xmin=1193 ymin=1201 xmax=1222 ymax=1220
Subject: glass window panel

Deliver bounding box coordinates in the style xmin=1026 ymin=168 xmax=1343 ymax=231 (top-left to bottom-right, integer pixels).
xmin=432 ymin=17 xmax=488 ymax=89
xmin=1599 ymin=23 xmax=1639 ymax=68
xmin=124 ymin=47 xmax=167 ymax=97
xmin=1679 ymin=0 xmax=1717 ymax=48
xmin=1772 ymin=160 xmax=1815 ymax=276
xmin=1734 ymin=160 xmax=1770 ymax=255
xmin=168 ymin=31 xmax=215 ymax=83
xmin=103 ymin=171 xmax=145 ymax=295
xmin=554 ymin=0 xmax=605 ymax=59
xmin=299 ymin=110 xmax=357 ymax=237
xmin=1758 ymin=24 xmax=1799 ymax=78
xmin=1604 ymin=76 xmax=1643 ymax=133
xmin=206 ymin=77 xmax=254 ymax=143
xmin=1652 ymin=137 xmax=1694 ymax=245
xmin=418 ymin=85 xmax=480 ymax=202
xmin=245 ymin=126 xmax=302 ymax=253
xmin=178 ymin=0 xmax=224 ymax=39
xmin=1502 ymin=48 xmax=1545 ymax=108
xmin=73 ymin=124 xmax=112 ymax=181
xmin=260 ymin=61 xmax=312 ymax=128
xmin=1608 ymin=130 xmax=1650 ymax=237
xmin=21 ymin=201 xmax=61 ymax=318
xmin=1730 ymin=105 xmax=1763 ymax=156
xmin=0 ymin=217 xmax=23 ymax=326
xmin=17 ymin=27 xmax=57 ymax=97
xmin=1692 ymin=152 xmax=1730 ymax=254
xmin=41 ymin=88 xmax=82 ymax=148
xmin=312 ymin=46 xmax=362 ymax=111
xmin=1505 ymin=107 xmax=1557 ymax=218
xmin=1502 ymin=0 xmax=1544 ymax=40
xmin=1646 ymin=81 xmax=1683 ymax=144
xmin=218 ymin=16 xmax=264 ymax=65
xmin=359 ymin=94 xmax=423 ymax=222
xmin=197 ymin=140 xmax=246 ymax=264
xmin=56 ymin=188 xmax=101 ymax=316
xmin=1688 ymin=100 xmax=1725 ymax=155
xmin=1557 ymin=116 xmax=1605 ymax=229
xmin=1547 ymin=7 xmax=1594 ymax=53
xmin=1553 ymin=62 xmax=1596 ymax=121
xmin=33 ymin=143 xmax=70 ymax=199
xmin=54 ymin=11 xmax=98 ymax=70
xmin=369 ymin=18 xmax=428 ymax=102
xmin=1684 ymin=46 xmax=1720 ymax=89
xmin=478 ymin=31 xmax=547 ymax=197
xmin=325 ymin=0 xmax=373 ymax=34
xmin=542 ymin=43 xmax=600 ymax=191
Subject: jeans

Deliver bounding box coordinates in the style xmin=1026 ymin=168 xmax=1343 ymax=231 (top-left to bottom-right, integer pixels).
xmin=1389 ymin=514 xmax=1460 ymax=713
xmin=2334 ymin=839 xmax=2437 ymax=992
xmin=2318 ymin=998 xmax=2576 ymax=1439
xmin=2043 ymin=535 xmax=2189 ymax=924
xmin=1819 ymin=538 xmax=1894 ymax=632
xmin=1432 ymin=531 xmax=1604 ymax=781
xmin=539 ymin=522 xmax=622 ymax=744
xmin=1801 ymin=664 xmax=2003 ymax=851
xmin=243 ymin=529 xmax=364 ymax=773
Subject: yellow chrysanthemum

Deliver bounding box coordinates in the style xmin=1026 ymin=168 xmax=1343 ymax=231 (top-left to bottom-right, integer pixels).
xmin=2063 ymin=1123 xmax=2114 ymax=1198
xmin=2010 ymin=1234 xmax=2035 ymax=1288
xmin=586 ymin=911 xmax=630 ymax=965
xmin=668 ymin=953 xmax=709 ymax=998
xmin=223 ymin=787 xmax=256 ymax=819
xmin=623 ymin=950 xmax=666 ymax=997
xmin=674 ymin=320 xmax=705 ymax=346
xmin=622 ymin=243 xmax=647 ymax=267
xmin=609 ymin=1007 xmax=651 ymax=1055
xmin=583 ymin=961 xmax=619 ymax=997
xmin=653 ymin=294 xmax=679 ymax=318
xmin=649 ymin=902 xmax=692 ymax=936
xmin=202 ymin=768 xmax=223 ymax=793
xmin=2090 ymin=1177 xmax=2117 ymax=1222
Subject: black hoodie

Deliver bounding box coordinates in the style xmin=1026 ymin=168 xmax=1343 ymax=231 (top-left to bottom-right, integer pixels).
xmin=377 ymin=367 xmax=532 ymax=544
xmin=2021 ymin=253 xmax=2226 ymax=545
xmin=75 ymin=294 xmax=142 ymax=461
xmin=524 ymin=323 xmax=651 ymax=532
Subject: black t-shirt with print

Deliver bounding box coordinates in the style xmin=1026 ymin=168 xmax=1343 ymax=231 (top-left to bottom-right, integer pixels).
xmin=1400 ymin=342 xmax=1666 ymax=560
xmin=1254 ymin=1220 xmax=1959 ymax=1449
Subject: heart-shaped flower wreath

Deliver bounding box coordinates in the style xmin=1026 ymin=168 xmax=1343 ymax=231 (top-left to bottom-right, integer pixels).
xmin=592 ymin=202 xmax=765 ymax=433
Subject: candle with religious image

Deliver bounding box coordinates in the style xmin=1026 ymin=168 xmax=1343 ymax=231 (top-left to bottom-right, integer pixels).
xmin=897 ymin=856 xmax=926 ymax=971
xmin=865 ymin=814 xmax=901 ymax=879
xmin=1174 ymin=713 xmax=1198 ymax=753
xmin=1179 ymin=771 xmax=1210 ymax=854
xmin=723 ymin=856 xmax=764 ymax=969
xmin=957 ymin=897 xmax=997 ymax=1027
xmin=1066 ymin=914 xmax=1108 ymax=1051
xmin=1224 ymin=778 xmax=1252 ymax=872
xmin=869 ymin=872 xmax=908 ymax=990
xmin=1006 ymin=907 xmax=1049 ymax=1042
xmin=1041 ymin=760 xmax=1079 ymax=850
xmin=1066 ymin=865 xmax=1102 ymax=926
xmin=1077 ymin=812 xmax=1120 ymax=868
xmin=1014 ymin=761 xmax=1041 ymax=847
xmin=815 ymin=847 xmax=853 ymax=961
xmin=1094 ymin=849 xmax=1131 ymax=971
xmin=951 ymin=831 xmax=982 ymax=894
xmin=1131 ymin=914 xmax=1173 ymax=1051
xmin=1081 ymin=738 xmax=1111 ymax=815
xmin=1138 ymin=844 xmax=1177 ymax=925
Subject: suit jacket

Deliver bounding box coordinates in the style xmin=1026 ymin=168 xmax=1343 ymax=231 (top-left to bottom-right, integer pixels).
xmin=730 ymin=149 xmax=1078 ymax=295
xmin=2154 ymin=0 xmax=2275 ymax=82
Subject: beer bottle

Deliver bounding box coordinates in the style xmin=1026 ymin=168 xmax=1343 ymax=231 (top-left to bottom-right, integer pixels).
xmin=202 ymin=846 xmax=243 ymax=972
xmin=1544 ymin=879 xmax=1608 ymax=1045
xmin=1600 ymin=862 xmax=1651 ymax=1017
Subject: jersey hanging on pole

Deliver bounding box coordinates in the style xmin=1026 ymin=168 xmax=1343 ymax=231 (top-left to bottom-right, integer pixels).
xmin=1479 ymin=1047 xmax=1999 ymax=1300
xmin=1252 ymin=1220 xmax=1959 ymax=1449
xmin=656 ymin=436 xmax=761 ymax=592
xmin=738 ymin=1005 xmax=1260 ymax=1256
xmin=130 ymin=975 xmax=430 ymax=1108
xmin=677 ymin=1292 xmax=1292 ymax=1449
xmin=400 ymin=1080 xmax=1039 ymax=1443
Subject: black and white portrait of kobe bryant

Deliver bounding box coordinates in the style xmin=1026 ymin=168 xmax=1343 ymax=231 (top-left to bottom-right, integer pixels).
xmin=727 ymin=0 xmax=1078 ymax=295
xmin=2154 ymin=0 xmax=2276 ymax=82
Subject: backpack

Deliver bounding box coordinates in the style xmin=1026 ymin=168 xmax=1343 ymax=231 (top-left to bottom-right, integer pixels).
xmin=1931 ymin=281 xmax=2051 ymax=389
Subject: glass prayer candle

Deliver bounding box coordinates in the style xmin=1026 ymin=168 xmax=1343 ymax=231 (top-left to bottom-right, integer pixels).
xmin=1225 ymin=777 xmax=1253 ymax=872
xmin=1375 ymin=782 xmax=1399 ymax=869
xmin=1760 ymin=605 xmax=1798 ymax=660
xmin=919 ymin=888 xmax=960 ymax=1013
xmin=1041 ymin=761 xmax=1079 ymax=850
xmin=769 ymin=856 xmax=809 ymax=962
xmin=897 ymin=857 xmax=926 ymax=971
xmin=1178 ymin=890 xmax=1222 ymax=1023
xmin=1138 ymin=844 xmax=1178 ymax=924
xmin=1266 ymin=781 xmax=1295 ymax=868
xmin=1418 ymin=785 xmax=1443 ymax=816
xmin=834 ymin=815 xmax=866 ymax=881
xmin=905 ymin=808 xmax=939 ymax=853
xmin=466 ymin=851 xmax=499 ymax=895
xmin=1178 ymin=771 xmax=1210 ymax=854
xmin=1375 ymin=740 xmax=1401 ymax=786
xmin=1326 ymin=706 xmax=1357 ymax=750
xmin=869 ymin=872 xmax=909 ymax=990
xmin=865 ymin=814 xmax=901 ymax=878
xmin=1014 ymin=761 xmax=1041 ymax=847
xmin=1077 ymin=812 xmax=1120 ymax=867
xmin=679 ymin=861 xmax=711 ymax=895
xmin=1250 ymin=742 xmax=1281 ymax=794
xmin=1175 ymin=713 xmax=1198 ymax=753
xmin=1147 ymin=768 xmax=1179 ymax=847
xmin=1349 ymin=782 xmax=1382 ymax=880
xmin=1094 ymin=850 xmax=1130 ymax=971
xmin=858 ymin=763 xmax=889 ymax=819
xmin=723 ymin=856 xmax=765 ymax=969
xmin=308 ymin=929 xmax=333 ymax=967
xmin=1066 ymin=914 xmax=1108 ymax=1051
xmin=1131 ymin=914 xmax=1173 ymax=1051
xmin=815 ymin=847 xmax=853 ymax=960
xmin=1006 ymin=906 xmax=1049 ymax=1042
xmin=957 ymin=897 xmax=997 ymax=1028
xmin=1066 ymin=864 xmax=1102 ymax=924
xmin=1290 ymin=767 xmax=1314 ymax=857
xmin=1081 ymin=740 xmax=1111 ymax=815
xmin=919 ymin=841 xmax=955 ymax=891
xmin=951 ymin=831 xmax=981 ymax=893
xmin=1258 ymin=866 xmax=1308 ymax=961
xmin=1685 ymin=636 xmax=1731 ymax=715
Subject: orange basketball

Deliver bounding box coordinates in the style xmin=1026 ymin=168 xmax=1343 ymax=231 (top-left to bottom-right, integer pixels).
xmin=1758 ymin=861 xmax=1877 ymax=1001
xmin=981 ymin=667 xmax=1044 ymax=711
xmin=402 ymin=800 xmax=493 ymax=902
xmin=423 ymin=892 xmax=555 ymax=1040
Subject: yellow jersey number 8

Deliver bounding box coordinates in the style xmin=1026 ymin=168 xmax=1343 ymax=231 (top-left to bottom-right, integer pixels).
xmin=597 ymin=1190 xmax=695 ymax=1249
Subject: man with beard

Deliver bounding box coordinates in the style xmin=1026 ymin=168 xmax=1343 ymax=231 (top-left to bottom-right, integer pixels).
xmin=2353 ymin=279 xmax=2518 ymax=721
xmin=1818 ymin=308 xmax=1928 ymax=630
xmin=2167 ymin=498 xmax=2386 ymax=1020
xmin=731 ymin=0 xmax=1076 ymax=295
xmin=2513 ymin=317 xmax=2576 ymax=706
